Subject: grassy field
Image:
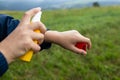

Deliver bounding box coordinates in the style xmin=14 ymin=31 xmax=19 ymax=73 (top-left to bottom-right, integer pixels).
xmin=0 ymin=6 xmax=120 ymax=80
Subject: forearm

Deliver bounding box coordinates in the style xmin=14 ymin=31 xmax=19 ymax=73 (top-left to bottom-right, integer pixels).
xmin=44 ymin=30 xmax=62 ymax=44
xmin=44 ymin=30 xmax=91 ymax=55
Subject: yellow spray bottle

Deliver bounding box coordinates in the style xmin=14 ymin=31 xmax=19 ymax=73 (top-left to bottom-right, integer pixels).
xmin=20 ymin=11 xmax=42 ymax=62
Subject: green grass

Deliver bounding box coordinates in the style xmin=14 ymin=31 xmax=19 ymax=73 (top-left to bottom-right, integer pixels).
xmin=0 ymin=6 xmax=120 ymax=80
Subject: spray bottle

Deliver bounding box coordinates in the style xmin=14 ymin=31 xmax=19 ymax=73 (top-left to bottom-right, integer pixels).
xmin=20 ymin=11 xmax=87 ymax=62
xmin=20 ymin=11 xmax=42 ymax=62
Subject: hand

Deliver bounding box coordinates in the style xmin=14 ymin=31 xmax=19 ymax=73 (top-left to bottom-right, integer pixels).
xmin=0 ymin=7 xmax=46 ymax=64
xmin=44 ymin=30 xmax=91 ymax=55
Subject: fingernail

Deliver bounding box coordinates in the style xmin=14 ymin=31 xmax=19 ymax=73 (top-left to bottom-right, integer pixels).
xmin=35 ymin=7 xmax=41 ymax=11
xmin=38 ymin=7 xmax=41 ymax=10
xmin=83 ymin=52 xmax=87 ymax=56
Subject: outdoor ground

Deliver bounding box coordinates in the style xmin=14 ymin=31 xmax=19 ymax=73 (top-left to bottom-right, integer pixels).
xmin=0 ymin=6 xmax=120 ymax=80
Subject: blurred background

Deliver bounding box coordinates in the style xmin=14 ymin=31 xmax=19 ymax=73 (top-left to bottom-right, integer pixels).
xmin=0 ymin=0 xmax=120 ymax=10
xmin=0 ymin=0 xmax=120 ymax=80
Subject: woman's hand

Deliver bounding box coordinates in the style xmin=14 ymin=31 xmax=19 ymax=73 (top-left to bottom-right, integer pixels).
xmin=45 ymin=30 xmax=91 ymax=55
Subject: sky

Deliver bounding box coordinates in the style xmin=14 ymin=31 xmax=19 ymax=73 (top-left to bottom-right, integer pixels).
xmin=1 ymin=0 xmax=120 ymax=3
xmin=0 ymin=0 xmax=120 ymax=10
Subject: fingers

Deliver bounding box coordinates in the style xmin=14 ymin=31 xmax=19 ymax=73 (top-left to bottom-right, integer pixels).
xmin=37 ymin=22 xmax=46 ymax=34
xmin=71 ymin=45 xmax=87 ymax=55
xmin=30 ymin=42 xmax=41 ymax=52
xmin=23 ymin=32 xmax=43 ymax=53
xmin=29 ymin=22 xmax=46 ymax=34
xmin=22 ymin=39 xmax=41 ymax=53
xmin=30 ymin=31 xmax=44 ymax=42
xmin=87 ymin=39 xmax=91 ymax=49
xmin=21 ymin=7 xmax=41 ymax=24
xmin=78 ymin=35 xmax=92 ymax=50
xmin=71 ymin=30 xmax=91 ymax=50
xmin=83 ymin=38 xmax=91 ymax=50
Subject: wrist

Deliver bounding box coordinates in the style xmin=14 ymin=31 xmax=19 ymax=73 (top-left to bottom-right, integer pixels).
xmin=0 ymin=42 xmax=14 ymax=64
xmin=44 ymin=30 xmax=62 ymax=44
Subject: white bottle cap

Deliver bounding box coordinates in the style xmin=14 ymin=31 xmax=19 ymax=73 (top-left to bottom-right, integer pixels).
xmin=31 ymin=11 xmax=42 ymax=22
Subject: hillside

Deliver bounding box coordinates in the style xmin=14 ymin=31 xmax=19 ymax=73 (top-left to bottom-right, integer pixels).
xmin=0 ymin=6 xmax=120 ymax=80
xmin=0 ymin=0 xmax=120 ymax=10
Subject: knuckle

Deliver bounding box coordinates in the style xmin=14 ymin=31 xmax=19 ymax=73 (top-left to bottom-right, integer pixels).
xmin=36 ymin=22 xmax=41 ymax=28
xmin=72 ymin=30 xmax=79 ymax=37
xmin=39 ymin=47 xmax=41 ymax=50
xmin=23 ymin=40 xmax=31 ymax=48
xmin=24 ymin=12 xmax=30 ymax=17
xmin=21 ymin=31 xmax=28 ymax=37
xmin=40 ymin=34 xmax=44 ymax=39
xmin=35 ymin=22 xmax=40 ymax=25
xmin=33 ymin=45 xmax=40 ymax=52
xmin=87 ymin=38 xmax=91 ymax=42
xmin=20 ymin=28 xmax=30 ymax=37
xmin=39 ymin=22 xmax=45 ymax=28
xmin=34 ymin=22 xmax=41 ymax=28
xmin=72 ymin=30 xmax=79 ymax=33
xmin=36 ymin=46 xmax=41 ymax=52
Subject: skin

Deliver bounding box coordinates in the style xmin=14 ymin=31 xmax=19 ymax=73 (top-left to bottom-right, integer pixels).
xmin=0 ymin=7 xmax=92 ymax=64
xmin=0 ymin=7 xmax=46 ymax=64
xmin=44 ymin=30 xmax=91 ymax=55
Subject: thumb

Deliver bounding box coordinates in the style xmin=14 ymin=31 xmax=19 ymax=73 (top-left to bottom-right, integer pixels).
xmin=20 ymin=7 xmax=41 ymax=25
